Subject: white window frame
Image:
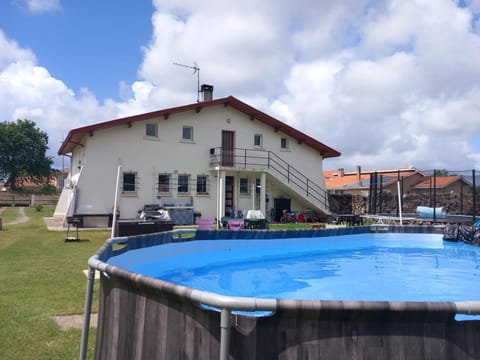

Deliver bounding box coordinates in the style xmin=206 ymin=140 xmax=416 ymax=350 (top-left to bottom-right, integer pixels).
xmin=177 ymin=174 xmax=190 ymax=194
xmin=122 ymin=172 xmax=137 ymax=195
xmin=182 ymin=126 xmax=194 ymax=142
xmin=254 ymin=133 xmax=263 ymax=147
xmin=239 ymin=177 xmax=249 ymax=195
xmin=158 ymin=173 xmax=171 ymax=194
xmin=196 ymin=175 xmax=208 ymax=195
xmin=145 ymin=123 xmax=158 ymax=137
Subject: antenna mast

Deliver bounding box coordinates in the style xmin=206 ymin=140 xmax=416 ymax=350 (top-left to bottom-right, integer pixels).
xmin=173 ymin=62 xmax=200 ymax=102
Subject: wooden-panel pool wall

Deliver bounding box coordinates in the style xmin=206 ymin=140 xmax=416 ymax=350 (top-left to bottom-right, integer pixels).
xmin=94 ymin=269 xmax=480 ymax=360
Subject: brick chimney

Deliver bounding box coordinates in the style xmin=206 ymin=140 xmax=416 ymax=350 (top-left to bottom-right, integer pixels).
xmin=338 ymin=168 xmax=344 ymax=177
xmin=200 ymin=84 xmax=214 ymax=102
xmin=356 ymin=165 xmax=361 ymax=181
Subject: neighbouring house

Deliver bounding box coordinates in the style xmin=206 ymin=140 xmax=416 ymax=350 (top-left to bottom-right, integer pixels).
xmin=54 ymin=168 xmax=70 ymax=191
xmin=324 ymin=166 xmax=425 ymax=214
xmin=324 ymin=166 xmax=425 ymax=197
xmin=324 ymin=167 xmax=477 ymax=215
xmin=55 ymin=85 xmax=341 ymax=227
xmin=410 ymin=175 xmax=473 ymax=196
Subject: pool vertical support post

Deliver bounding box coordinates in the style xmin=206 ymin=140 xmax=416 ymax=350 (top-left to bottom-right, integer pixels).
xmin=79 ymin=266 xmax=96 ymax=360
xmin=219 ymin=308 xmax=232 ymax=360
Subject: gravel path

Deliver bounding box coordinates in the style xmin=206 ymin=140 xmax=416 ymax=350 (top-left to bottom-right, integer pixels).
xmin=0 ymin=207 xmax=30 ymax=225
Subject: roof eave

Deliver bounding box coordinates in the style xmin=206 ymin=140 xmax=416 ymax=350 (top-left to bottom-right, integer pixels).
xmin=58 ymin=96 xmax=341 ymax=158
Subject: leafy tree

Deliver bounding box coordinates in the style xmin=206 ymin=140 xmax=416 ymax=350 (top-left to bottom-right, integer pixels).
xmin=0 ymin=119 xmax=53 ymax=190
xmin=434 ymin=169 xmax=449 ymax=176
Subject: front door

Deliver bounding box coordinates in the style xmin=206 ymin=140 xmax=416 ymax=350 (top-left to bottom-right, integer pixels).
xmin=221 ymin=130 xmax=235 ymax=167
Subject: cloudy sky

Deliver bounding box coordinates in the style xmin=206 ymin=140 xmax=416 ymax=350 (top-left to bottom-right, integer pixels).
xmin=1 ymin=0 xmax=480 ymax=172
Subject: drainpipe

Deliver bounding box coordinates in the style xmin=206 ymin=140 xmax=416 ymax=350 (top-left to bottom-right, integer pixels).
xmin=219 ymin=308 xmax=232 ymax=360
xmin=111 ymin=165 xmax=122 ymax=238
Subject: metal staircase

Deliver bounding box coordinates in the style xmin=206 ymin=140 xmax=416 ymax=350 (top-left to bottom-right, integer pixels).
xmin=210 ymin=147 xmax=331 ymax=214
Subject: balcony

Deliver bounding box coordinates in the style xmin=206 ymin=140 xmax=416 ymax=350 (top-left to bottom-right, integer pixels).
xmin=209 ymin=147 xmax=329 ymax=212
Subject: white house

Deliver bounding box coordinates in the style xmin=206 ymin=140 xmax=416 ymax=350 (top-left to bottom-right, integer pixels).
xmin=55 ymin=86 xmax=341 ymax=227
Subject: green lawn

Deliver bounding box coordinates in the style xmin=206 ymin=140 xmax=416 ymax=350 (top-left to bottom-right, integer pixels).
xmin=0 ymin=207 xmax=110 ymax=360
xmin=0 ymin=209 xmax=324 ymax=359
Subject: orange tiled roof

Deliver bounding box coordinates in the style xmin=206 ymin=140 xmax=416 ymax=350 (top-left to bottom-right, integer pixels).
xmin=413 ymin=175 xmax=462 ymax=189
xmin=324 ymin=168 xmax=421 ymax=190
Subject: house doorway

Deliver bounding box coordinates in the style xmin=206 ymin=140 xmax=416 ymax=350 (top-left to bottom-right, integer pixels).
xmin=222 ymin=130 xmax=235 ymax=167
xmin=274 ymin=198 xmax=291 ymax=222
xmin=225 ymin=176 xmax=234 ymax=216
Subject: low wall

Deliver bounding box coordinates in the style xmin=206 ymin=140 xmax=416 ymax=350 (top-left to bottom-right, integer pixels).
xmin=0 ymin=192 xmax=59 ymax=207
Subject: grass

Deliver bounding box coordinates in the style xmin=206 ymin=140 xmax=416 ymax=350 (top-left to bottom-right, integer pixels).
xmin=269 ymin=222 xmax=313 ymax=230
xmin=0 ymin=209 xmax=327 ymax=359
xmin=0 ymin=207 xmax=110 ymax=360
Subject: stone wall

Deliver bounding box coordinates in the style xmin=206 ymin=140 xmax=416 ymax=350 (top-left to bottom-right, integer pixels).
xmin=329 ymin=191 xmax=480 ymax=216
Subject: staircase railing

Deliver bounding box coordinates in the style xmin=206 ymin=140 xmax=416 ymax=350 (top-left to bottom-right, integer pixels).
xmin=210 ymin=147 xmax=329 ymax=212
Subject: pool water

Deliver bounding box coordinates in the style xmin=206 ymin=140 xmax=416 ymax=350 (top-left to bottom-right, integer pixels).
xmin=108 ymin=233 xmax=480 ymax=302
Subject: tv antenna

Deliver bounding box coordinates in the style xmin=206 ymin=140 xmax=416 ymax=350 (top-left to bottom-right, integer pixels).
xmin=173 ymin=62 xmax=200 ymax=102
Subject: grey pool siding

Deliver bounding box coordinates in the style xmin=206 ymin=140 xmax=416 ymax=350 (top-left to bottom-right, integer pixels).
xmin=90 ymin=227 xmax=480 ymax=360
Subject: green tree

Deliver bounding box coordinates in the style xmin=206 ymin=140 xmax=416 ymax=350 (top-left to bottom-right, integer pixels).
xmin=0 ymin=119 xmax=53 ymax=190
xmin=434 ymin=169 xmax=449 ymax=176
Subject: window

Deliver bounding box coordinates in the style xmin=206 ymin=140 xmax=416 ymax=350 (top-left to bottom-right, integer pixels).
xmin=146 ymin=123 xmax=157 ymax=137
xmin=158 ymin=174 xmax=170 ymax=193
xmin=178 ymin=174 xmax=190 ymax=193
xmin=281 ymin=137 xmax=289 ymax=149
xmin=122 ymin=172 xmax=136 ymax=193
xmin=240 ymin=177 xmax=249 ymax=194
xmin=254 ymin=134 xmax=263 ymax=147
xmin=182 ymin=126 xmax=193 ymax=141
xmin=196 ymin=175 xmax=208 ymax=194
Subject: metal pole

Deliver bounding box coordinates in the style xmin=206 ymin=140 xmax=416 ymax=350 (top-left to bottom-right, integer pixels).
xmin=372 ymin=172 xmax=378 ymax=215
xmin=397 ymin=181 xmax=403 ymax=226
xmin=460 ymin=175 xmax=464 ymax=214
xmin=111 ymin=165 xmax=122 ymax=238
xmin=79 ymin=266 xmax=96 ymax=360
xmin=251 ymin=182 xmax=255 ymax=210
xmin=379 ymin=175 xmax=383 ymax=214
xmin=219 ymin=308 xmax=232 ymax=360
xmin=368 ymin=173 xmax=373 ymax=214
xmin=219 ymin=176 xmax=223 ymax=222
xmin=433 ymin=170 xmax=437 ymax=224
xmin=473 ymin=169 xmax=476 ymax=223
xmin=216 ymin=167 xmax=220 ymax=229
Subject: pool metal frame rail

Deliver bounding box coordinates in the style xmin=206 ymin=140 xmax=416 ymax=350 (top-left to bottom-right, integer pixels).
xmin=80 ymin=229 xmax=480 ymax=360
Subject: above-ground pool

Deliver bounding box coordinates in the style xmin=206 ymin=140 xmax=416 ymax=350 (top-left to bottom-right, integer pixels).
xmin=108 ymin=232 xmax=480 ymax=305
xmin=84 ymin=227 xmax=480 ymax=360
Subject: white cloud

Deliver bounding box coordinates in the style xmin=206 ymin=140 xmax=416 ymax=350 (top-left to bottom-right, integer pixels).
xmin=0 ymin=59 xmax=118 ymax=164
xmin=1 ymin=0 xmax=480 ymax=171
xmin=0 ymin=30 xmax=36 ymax=70
xmin=24 ymin=0 xmax=61 ymax=13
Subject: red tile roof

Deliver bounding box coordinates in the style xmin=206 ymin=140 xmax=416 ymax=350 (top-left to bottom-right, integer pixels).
xmin=58 ymin=96 xmax=341 ymax=158
xmin=413 ymin=175 xmax=462 ymax=189
xmin=324 ymin=168 xmax=422 ymax=190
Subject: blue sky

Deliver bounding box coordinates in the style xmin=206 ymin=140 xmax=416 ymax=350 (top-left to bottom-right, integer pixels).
xmin=0 ymin=0 xmax=479 ymax=171
xmin=0 ymin=0 xmax=153 ymax=101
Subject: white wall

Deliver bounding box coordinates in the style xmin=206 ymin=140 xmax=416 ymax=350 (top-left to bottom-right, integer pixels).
xmin=70 ymin=104 xmax=328 ymax=220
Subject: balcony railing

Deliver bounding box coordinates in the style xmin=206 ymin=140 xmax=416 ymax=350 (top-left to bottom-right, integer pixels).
xmin=210 ymin=147 xmax=329 ymax=211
